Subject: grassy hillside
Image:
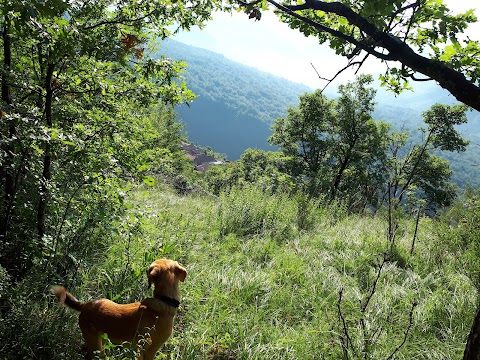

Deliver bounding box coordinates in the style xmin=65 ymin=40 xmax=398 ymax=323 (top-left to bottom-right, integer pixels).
xmin=129 ymin=184 xmax=476 ymax=360
xmin=6 ymin=180 xmax=476 ymax=359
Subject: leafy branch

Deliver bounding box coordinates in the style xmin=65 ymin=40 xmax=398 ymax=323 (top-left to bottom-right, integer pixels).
xmin=234 ymin=0 xmax=480 ymax=111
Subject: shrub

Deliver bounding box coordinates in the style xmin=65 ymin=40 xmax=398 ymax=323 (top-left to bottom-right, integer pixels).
xmin=217 ymin=184 xmax=296 ymax=240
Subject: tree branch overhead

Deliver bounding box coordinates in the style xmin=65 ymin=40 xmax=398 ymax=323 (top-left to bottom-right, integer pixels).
xmin=236 ymin=0 xmax=480 ymax=111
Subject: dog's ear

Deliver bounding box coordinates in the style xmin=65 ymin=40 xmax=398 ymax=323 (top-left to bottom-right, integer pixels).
xmin=174 ymin=263 xmax=187 ymax=282
xmin=146 ymin=265 xmax=157 ymax=288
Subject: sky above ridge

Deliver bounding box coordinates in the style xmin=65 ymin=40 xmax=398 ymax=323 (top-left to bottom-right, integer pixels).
xmin=172 ymin=1 xmax=480 ymax=89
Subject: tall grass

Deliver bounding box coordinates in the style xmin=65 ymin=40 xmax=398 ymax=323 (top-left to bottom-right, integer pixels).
xmin=217 ymin=185 xmax=344 ymax=240
xmin=0 ymin=180 xmax=477 ymax=359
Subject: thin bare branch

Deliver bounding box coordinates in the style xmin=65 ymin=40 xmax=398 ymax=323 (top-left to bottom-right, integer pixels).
xmin=400 ymin=64 xmax=433 ymax=82
xmin=361 ymin=254 xmax=386 ymax=313
xmin=402 ymin=2 xmax=421 ymax=42
xmin=82 ymin=10 xmax=157 ymax=30
xmin=235 ymin=0 xmax=264 ymax=6
xmin=386 ymin=0 xmax=421 ymax=32
xmin=410 ymin=205 xmax=422 ymax=254
xmin=354 ymin=53 xmax=370 ymax=74
xmin=310 ymin=55 xmax=368 ymax=93
xmin=386 ymin=301 xmax=418 ymax=360
xmin=337 ymin=288 xmax=358 ymax=359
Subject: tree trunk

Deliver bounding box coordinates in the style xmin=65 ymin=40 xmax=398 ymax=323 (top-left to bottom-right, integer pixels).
xmin=464 ymin=301 xmax=480 ymax=360
xmin=331 ymin=152 xmax=351 ymax=200
xmin=0 ymin=17 xmax=14 ymax=245
xmin=37 ymin=63 xmax=55 ymax=240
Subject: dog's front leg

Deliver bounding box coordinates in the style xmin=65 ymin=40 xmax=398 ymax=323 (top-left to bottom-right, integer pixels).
xmin=138 ymin=341 xmax=164 ymax=360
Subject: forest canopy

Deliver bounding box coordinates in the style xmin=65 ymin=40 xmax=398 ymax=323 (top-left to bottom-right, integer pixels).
xmin=0 ymin=0 xmax=215 ymax=277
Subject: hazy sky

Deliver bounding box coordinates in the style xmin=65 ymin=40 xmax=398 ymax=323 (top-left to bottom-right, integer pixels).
xmin=172 ymin=1 xmax=479 ymax=89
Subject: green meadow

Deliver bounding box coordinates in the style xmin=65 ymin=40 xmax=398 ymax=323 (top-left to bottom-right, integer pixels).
xmin=3 ymin=180 xmax=475 ymax=359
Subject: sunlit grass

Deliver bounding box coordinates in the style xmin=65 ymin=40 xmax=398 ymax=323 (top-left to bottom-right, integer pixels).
xmin=114 ymin=182 xmax=476 ymax=359
xmin=3 ymin=180 xmax=476 ymax=359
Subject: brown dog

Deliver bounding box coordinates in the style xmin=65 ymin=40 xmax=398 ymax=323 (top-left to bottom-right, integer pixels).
xmin=52 ymin=259 xmax=187 ymax=360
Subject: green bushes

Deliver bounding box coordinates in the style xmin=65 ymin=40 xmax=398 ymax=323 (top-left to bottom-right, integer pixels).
xmin=0 ymin=269 xmax=83 ymax=360
xmin=436 ymin=190 xmax=480 ymax=289
xmin=216 ymin=184 xmax=342 ymax=241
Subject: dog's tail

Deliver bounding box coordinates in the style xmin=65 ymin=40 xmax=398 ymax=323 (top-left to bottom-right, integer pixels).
xmin=51 ymin=286 xmax=83 ymax=312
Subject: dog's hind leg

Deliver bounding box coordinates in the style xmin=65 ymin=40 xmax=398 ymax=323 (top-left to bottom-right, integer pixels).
xmin=79 ymin=317 xmax=103 ymax=359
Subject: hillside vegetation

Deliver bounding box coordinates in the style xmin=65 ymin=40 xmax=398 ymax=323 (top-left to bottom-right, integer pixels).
xmin=2 ymin=180 xmax=478 ymax=359
xmin=2 ymin=4 xmax=480 ymax=360
xmin=159 ymin=40 xmax=480 ymax=188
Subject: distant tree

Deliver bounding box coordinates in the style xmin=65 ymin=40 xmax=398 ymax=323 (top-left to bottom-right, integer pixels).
xmin=384 ymin=103 xmax=468 ymax=211
xmin=232 ymin=0 xmax=480 ymax=112
xmin=204 ymin=148 xmax=295 ymax=194
xmin=330 ymin=75 xmax=390 ymax=203
xmin=270 ymin=75 xmax=389 ymax=206
xmin=203 ymin=163 xmax=241 ymax=194
xmin=238 ymin=148 xmax=295 ymax=192
xmin=269 ymin=89 xmax=336 ymax=192
xmin=269 ymin=76 xmax=467 ymax=213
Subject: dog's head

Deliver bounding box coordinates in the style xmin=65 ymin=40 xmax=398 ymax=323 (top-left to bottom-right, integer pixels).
xmin=146 ymin=259 xmax=187 ymax=288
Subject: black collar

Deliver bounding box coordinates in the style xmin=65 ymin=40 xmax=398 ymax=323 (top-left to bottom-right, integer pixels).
xmin=154 ymin=295 xmax=180 ymax=308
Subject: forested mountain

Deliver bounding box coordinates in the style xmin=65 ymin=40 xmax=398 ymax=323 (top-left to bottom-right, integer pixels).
xmin=158 ymin=39 xmax=480 ymax=188
xmin=157 ymin=40 xmax=310 ymax=159
xmin=374 ymin=81 xmax=480 ymax=136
